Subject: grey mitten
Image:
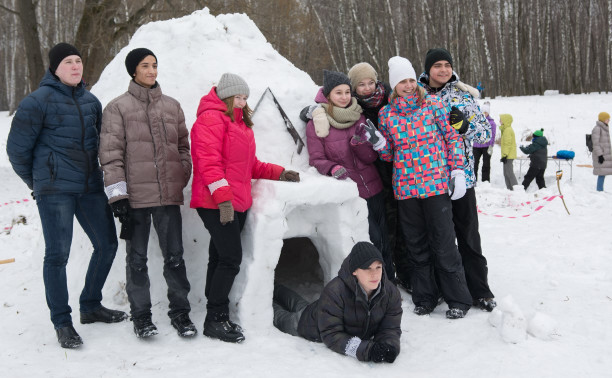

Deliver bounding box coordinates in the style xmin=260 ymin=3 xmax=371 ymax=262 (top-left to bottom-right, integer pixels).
xmin=218 ymin=201 xmax=235 ymax=225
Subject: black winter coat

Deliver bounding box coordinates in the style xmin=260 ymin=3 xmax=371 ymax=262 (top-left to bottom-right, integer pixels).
xmin=520 ymin=136 xmax=548 ymax=169
xmin=297 ymin=256 xmax=402 ymax=361
xmin=354 ymin=82 xmax=394 ymax=188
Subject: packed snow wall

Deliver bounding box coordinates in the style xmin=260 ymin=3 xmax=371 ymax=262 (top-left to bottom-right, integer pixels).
xmin=87 ymin=8 xmax=371 ymax=331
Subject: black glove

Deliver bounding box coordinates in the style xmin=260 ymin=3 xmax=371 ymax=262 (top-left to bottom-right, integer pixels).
xmin=111 ymin=199 xmax=130 ymax=224
xmin=369 ymin=342 xmax=390 ymax=363
xmin=384 ymin=344 xmax=399 ymax=363
xmin=500 ymin=156 xmax=507 ymax=164
xmin=599 ymin=155 xmax=604 ymax=164
xmin=450 ymin=106 xmax=469 ymax=134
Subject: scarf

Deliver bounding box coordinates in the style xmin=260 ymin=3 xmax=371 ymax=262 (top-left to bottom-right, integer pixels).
xmin=355 ymin=81 xmax=386 ymax=109
xmin=321 ymin=98 xmax=363 ymax=131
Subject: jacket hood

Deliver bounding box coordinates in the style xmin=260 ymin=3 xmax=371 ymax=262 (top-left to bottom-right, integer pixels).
xmin=314 ymin=87 xmax=329 ymax=104
xmin=40 ymin=69 xmax=85 ymax=97
xmin=500 ymin=114 xmax=513 ymax=127
xmin=390 ymin=92 xmax=421 ymax=115
xmin=196 ymin=86 xmax=244 ymax=122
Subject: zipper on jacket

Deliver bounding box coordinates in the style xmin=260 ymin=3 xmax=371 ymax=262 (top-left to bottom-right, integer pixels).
xmin=144 ymin=104 xmax=163 ymax=206
xmin=73 ymin=87 xmax=89 ymax=193
xmin=361 ymin=309 xmax=371 ymax=339
xmin=48 ymin=152 xmax=56 ymax=183
xmin=161 ymin=117 xmax=169 ymax=144
xmin=352 ymin=151 xmax=371 ymax=197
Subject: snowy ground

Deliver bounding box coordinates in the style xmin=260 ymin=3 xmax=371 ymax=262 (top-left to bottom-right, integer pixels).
xmin=1 ymin=9 xmax=611 ymax=378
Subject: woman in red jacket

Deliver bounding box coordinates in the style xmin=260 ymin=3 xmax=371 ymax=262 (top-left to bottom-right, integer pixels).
xmin=191 ymin=73 xmax=300 ymax=343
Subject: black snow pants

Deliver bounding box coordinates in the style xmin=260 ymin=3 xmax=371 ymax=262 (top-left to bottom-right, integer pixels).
xmin=522 ymin=166 xmax=546 ymax=190
xmin=397 ymin=194 xmax=472 ymax=311
xmin=473 ymin=146 xmax=492 ymax=182
xmin=451 ymin=188 xmax=494 ymax=300
xmin=197 ymin=208 xmax=248 ymax=321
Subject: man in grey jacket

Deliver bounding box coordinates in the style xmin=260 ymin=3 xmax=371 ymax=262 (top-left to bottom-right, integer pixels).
xmin=100 ymin=48 xmax=194 ymax=338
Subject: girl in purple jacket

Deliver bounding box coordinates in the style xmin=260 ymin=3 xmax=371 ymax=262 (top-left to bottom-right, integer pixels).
xmin=306 ymin=70 xmax=392 ymax=279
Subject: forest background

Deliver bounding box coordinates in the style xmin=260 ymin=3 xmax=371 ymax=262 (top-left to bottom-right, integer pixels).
xmin=1 ymin=0 xmax=611 ymax=112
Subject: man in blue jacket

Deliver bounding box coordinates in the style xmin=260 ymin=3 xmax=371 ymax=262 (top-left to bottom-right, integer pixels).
xmin=6 ymin=43 xmax=127 ymax=349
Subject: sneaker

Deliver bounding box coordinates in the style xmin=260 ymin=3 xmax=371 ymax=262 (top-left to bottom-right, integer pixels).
xmin=56 ymin=325 xmax=83 ymax=349
xmin=171 ymin=313 xmax=197 ymax=337
xmin=445 ymin=308 xmax=466 ymax=319
xmin=474 ymin=298 xmax=497 ymax=312
xmin=413 ymin=305 xmax=433 ymax=316
xmin=133 ymin=316 xmax=158 ymax=338
xmin=203 ymin=320 xmax=245 ymax=343
xmin=80 ymin=306 xmax=128 ymax=324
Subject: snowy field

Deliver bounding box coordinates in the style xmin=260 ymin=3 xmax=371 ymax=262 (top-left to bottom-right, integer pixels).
xmin=1 ymin=9 xmax=611 ymax=378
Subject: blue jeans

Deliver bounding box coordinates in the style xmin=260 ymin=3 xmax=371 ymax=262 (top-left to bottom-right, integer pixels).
xmin=36 ymin=192 xmax=118 ymax=329
xmin=597 ymin=175 xmax=605 ymax=191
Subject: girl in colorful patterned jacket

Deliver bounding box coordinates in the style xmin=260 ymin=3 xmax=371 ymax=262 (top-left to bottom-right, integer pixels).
xmin=190 ymin=73 xmax=300 ymax=343
xmin=305 ymin=70 xmax=392 ymax=280
xmin=377 ymin=56 xmax=473 ymax=319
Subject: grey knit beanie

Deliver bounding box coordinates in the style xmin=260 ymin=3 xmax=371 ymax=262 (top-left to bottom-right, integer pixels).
xmin=323 ymin=70 xmax=352 ymax=97
xmin=216 ymin=73 xmax=250 ymax=100
xmin=348 ymin=242 xmax=383 ymax=272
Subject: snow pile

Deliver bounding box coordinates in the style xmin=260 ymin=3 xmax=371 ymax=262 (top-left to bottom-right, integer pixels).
xmin=489 ymin=295 xmax=528 ymax=343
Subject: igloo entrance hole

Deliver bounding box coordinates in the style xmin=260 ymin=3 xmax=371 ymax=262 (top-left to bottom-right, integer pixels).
xmin=274 ymin=237 xmax=324 ymax=302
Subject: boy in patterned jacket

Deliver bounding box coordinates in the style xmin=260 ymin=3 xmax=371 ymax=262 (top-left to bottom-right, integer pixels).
xmin=417 ymin=48 xmax=496 ymax=312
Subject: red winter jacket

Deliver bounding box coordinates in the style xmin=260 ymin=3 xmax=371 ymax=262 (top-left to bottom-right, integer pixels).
xmin=190 ymin=87 xmax=284 ymax=212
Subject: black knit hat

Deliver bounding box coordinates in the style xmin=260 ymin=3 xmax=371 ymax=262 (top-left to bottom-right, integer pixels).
xmin=49 ymin=43 xmax=81 ymax=74
xmin=349 ymin=242 xmax=383 ymax=272
xmin=424 ymin=48 xmax=453 ymax=75
xmin=323 ymin=70 xmax=352 ymax=97
xmin=125 ymin=48 xmax=157 ymax=77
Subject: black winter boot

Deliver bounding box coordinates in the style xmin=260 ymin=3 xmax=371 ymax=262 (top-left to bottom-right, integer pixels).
xmin=474 ymin=298 xmax=497 ymax=312
xmin=133 ymin=316 xmax=158 ymax=338
xmin=171 ymin=313 xmax=197 ymax=337
xmin=413 ymin=305 xmax=433 ymax=316
xmin=56 ymin=325 xmax=83 ymax=348
xmin=446 ymin=308 xmax=466 ymax=319
xmin=80 ymin=306 xmax=128 ymax=324
xmin=203 ymin=313 xmax=244 ymax=343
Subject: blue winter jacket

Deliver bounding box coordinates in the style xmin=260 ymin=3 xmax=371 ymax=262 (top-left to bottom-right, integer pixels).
xmin=7 ymin=70 xmax=104 ymax=195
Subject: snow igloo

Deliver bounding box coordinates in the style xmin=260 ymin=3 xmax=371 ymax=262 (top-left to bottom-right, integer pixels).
xmin=92 ymin=9 xmax=371 ymax=332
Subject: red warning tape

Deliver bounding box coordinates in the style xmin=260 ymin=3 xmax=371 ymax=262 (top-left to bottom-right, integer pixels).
xmin=0 ymin=199 xmax=31 ymax=208
xmin=1 ymin=198 xmax=32 ymax=232
xmin=477 ymin=195 xmax=560 ymax=218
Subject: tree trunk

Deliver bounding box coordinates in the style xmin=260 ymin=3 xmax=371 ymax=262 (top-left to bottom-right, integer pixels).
xmin=17 ymin=0 xmax=44 ymax=91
